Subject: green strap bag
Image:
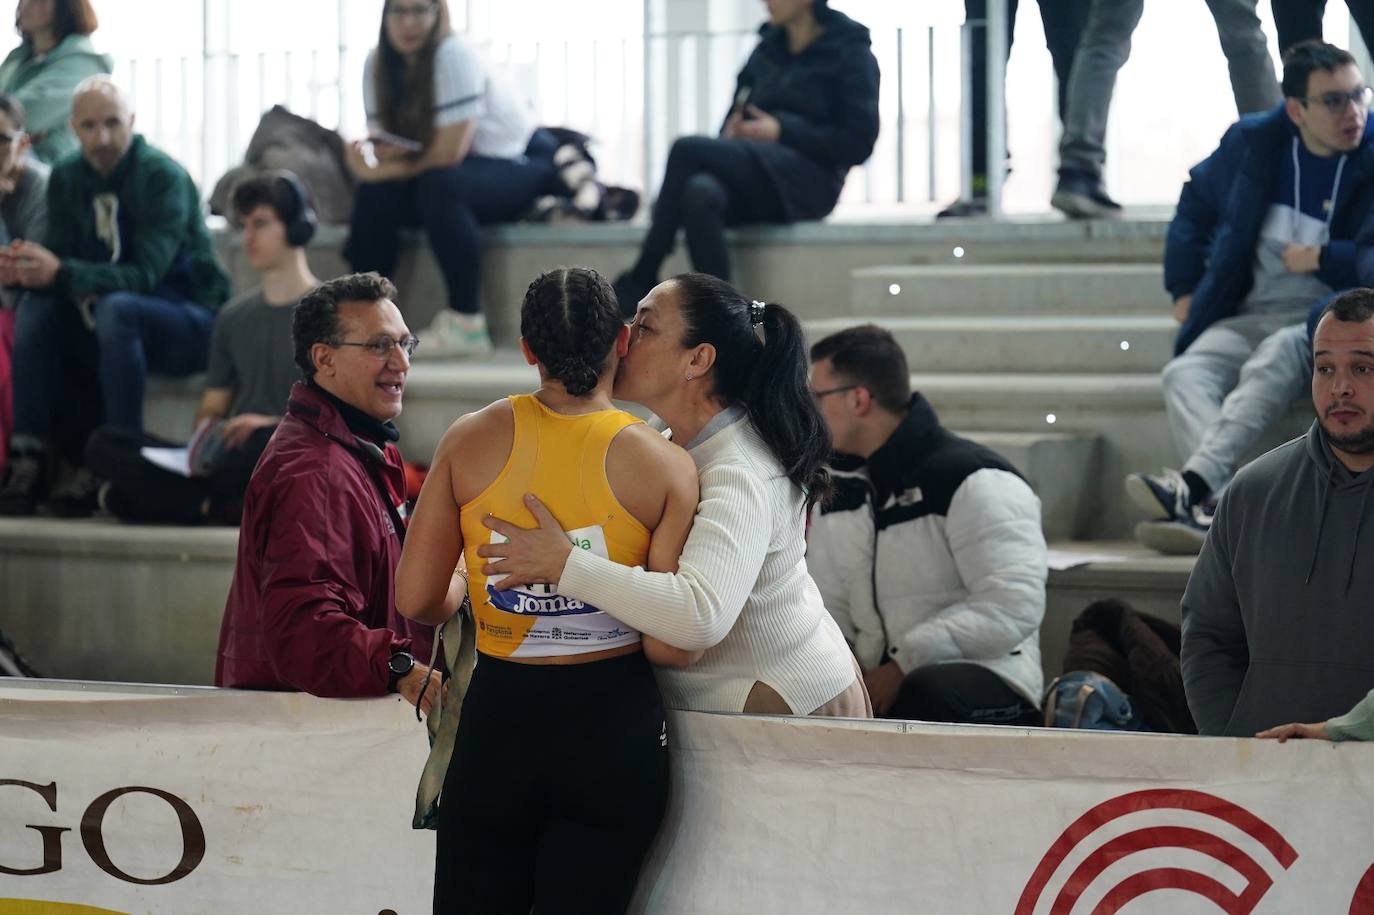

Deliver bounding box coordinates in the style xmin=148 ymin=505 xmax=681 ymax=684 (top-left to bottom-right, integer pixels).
xmin=412 ymin=598 xmax=477 ymax=830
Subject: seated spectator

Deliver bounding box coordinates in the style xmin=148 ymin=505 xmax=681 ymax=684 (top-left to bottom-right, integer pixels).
xmin=216 ymin=272 xmax=435 ymax=703
xmin=83 ymin=171 xmax=321 ymax=524
xmin=1127 ymin=41 xmax=1374 ymax=552
xmin=0 ymin=76 xmax=229 ymax=517
xmin=806 ymin=325 xmax=1047 ymax=724
xmin=0 ymin=93 xmax=50 ymax=476
xmin=0 ymin=0 xmax=112 ymax=165
xmin=1182 ymin=289 xmax=1374 ymax=737
xmin=344 ymin=0 xmax=586 ymax=356
xmin=612 ymin=0 xmax=880 ymax=313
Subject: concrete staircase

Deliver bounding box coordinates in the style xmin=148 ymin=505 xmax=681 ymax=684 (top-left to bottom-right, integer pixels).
xmin=7 ymin=216 xmax=1258 ymax=690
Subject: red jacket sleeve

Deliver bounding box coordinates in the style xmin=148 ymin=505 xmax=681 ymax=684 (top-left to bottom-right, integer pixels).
xmin=256 ymin=468 xmax=406 ymax=697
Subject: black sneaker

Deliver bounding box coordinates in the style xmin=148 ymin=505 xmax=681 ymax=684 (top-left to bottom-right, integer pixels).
xmin=0 ymin=450 xmax=46 ymax=516
xmin=1124 ymin=468 xmax=1190 ymax=522
xmin=613 ymin=269 xmax=656 ymax=319
xmin=1051 ymin=170 xmax=1123 ymax=220
xmin=936 ymin=196 xmax=988 ymax=219
xmin=41 ymin=467 xmax=105 ymax=518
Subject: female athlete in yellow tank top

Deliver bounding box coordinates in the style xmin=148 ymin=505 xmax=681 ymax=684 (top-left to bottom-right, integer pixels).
xmin=396 ymin=267 xmax=700 ymax=913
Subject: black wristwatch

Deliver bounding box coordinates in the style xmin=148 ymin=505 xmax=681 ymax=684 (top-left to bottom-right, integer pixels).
xmin=387 ymin=650 xmax=415 ymax=692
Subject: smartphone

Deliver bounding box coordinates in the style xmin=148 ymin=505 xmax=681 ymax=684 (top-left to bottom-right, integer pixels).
xmin=367 ymin=130 xmax=423 ymax=153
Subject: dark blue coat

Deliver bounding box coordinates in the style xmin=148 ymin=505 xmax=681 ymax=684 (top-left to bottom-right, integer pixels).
xmin=726 ymin=7 xmax=880 ymax=222
xmin=1165 ymin=105 xmax=1374 ymax=355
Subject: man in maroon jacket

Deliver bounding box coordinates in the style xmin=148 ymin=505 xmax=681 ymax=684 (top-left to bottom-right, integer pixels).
xmin=215 ymin=272 xmax=441 ymax=709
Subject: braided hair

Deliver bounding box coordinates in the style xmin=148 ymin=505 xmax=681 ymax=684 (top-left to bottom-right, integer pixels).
xmin=520 ymin=267 xmax=624 ymax=396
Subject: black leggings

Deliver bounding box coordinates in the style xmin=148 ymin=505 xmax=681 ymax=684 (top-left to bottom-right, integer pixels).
xmin=84 ymin=424 xmax=274 ymax=524
xmin=434 ymin=651 xmax=669 ymax=914
xmin=886 ymin=661 xmax=1040 ymax=726
xmin=630 ymin=135 xmax=787 ymax=283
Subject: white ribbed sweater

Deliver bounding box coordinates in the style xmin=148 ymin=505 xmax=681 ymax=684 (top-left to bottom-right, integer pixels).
xmin=557 ymin=410 xmax=857 ymax=713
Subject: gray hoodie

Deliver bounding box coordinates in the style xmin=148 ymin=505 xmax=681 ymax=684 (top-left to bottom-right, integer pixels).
xmin=1181 ymin=420 xmax=1374 ymax=736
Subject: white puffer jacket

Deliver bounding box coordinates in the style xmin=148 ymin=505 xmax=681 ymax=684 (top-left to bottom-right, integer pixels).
xmin=807 ymin=395 xmax=1048 ymax=705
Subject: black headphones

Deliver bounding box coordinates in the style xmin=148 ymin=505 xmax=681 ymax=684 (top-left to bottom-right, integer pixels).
xmin=275 ymin=170 xmax=318 ymax=248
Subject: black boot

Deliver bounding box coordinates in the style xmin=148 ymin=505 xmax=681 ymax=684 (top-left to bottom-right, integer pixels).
xmin=0 ymin=447 xmax=46 ymax=516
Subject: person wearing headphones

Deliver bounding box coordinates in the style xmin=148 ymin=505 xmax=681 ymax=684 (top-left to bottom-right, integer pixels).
xmin=82 ymin=171 xmax=320 ymax=524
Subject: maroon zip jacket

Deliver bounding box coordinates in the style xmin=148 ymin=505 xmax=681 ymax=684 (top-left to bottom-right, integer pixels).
xmin=215 ymin=382 xmax=433 ymax=695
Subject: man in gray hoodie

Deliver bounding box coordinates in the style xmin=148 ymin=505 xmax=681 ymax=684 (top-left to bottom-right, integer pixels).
xmin=1182 ymin=287 xmax=1374 ymax=736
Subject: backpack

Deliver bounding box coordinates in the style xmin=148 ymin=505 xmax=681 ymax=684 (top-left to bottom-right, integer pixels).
xmin=1043 ymin=671 xmax=1150 ymax=731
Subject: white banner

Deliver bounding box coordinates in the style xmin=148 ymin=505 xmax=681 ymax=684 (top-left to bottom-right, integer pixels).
xmin=3 ymin=682 xmax=1374 ymax=914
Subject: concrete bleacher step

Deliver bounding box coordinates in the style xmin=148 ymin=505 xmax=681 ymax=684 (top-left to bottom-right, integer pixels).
xmin=0 ymin=517 xmax=234 ymax=685
xmin=147 ymin=359 xmax=1314 ymax=541
xmin=149 ymin=363 xmax=1099 ymax=540
xmin=0 ymin=519 xmax=1194 ymax=691
xmin=850 ymin=263 xmax=1168 ymax=317
xmin=804 ymin=314 xmax=1175 ymax=373
xmin=1041 ymin=542 xmax=1194 ymax=677
xmin=211 ymin=218 xmax=1168 ymax=339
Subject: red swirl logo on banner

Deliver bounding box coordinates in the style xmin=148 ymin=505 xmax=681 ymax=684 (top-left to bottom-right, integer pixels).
xmin=1015 ymin=788 xmax=1298 ymax=915
xmin=1351 ymin=861 xmax=1374 ymax=914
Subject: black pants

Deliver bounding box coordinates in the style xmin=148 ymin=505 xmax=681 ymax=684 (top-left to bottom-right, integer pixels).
xmin=84 ymin=424 xmax=274 ymax=524
xmin=345 ymin=129 xmax=562 ymax=315
xmin=434 ymin=651 xmax=670 ymax=914
xmin=885 ymin=662 xmax=1040 ymax=726
xmin=630 ymin=135 xmax=788 ymax=283
xmin=1271 ymin=0 xmax=1374 ymax=54
xmin=966 ymin=0 xmax=1089 ymax=189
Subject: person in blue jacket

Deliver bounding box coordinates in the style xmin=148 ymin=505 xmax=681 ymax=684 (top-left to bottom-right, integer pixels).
xmin=1125 ymin=40 xmax=1374 ymax=554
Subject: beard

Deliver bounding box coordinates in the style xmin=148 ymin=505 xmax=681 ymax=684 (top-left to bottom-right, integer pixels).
xmin=1321 ymin=410 xmax=1374 ymax=455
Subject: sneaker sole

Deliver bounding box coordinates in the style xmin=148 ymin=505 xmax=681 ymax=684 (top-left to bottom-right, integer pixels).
xmin=1050 ymin=189 xmax=1122 ymax=220
xmin=1124 ymin=475 xmax=1174 ymax=521
xmin=1135 ymin=521 xmax=1206 ymax=556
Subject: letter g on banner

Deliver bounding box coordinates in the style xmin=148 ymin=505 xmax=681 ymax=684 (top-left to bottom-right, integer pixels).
xmin=0 ymin=780 xmax=69 ymax=876
xmin=81 ymin=786 xmax=207 ymax=885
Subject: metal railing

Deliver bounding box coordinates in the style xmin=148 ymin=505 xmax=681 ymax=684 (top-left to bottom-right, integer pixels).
xmin=118 ymin=15 xmax=1007 ymax=214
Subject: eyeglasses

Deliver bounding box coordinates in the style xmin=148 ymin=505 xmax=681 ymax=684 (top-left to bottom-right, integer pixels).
xmin=0 ymin=131 xmax=23 ymax=147
xmin=811 ymin=384 xmax=859 ymax=401
xmin=333 ymin=335 xmax=420 ymax=359
xmin=385 ymin=2 xmax=438 ymax=22
xmin=1298 ymin=86 xmax=1374 ymax=114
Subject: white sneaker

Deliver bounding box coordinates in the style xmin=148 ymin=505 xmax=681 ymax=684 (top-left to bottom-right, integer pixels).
xmin=416 ymin=310 xmax=492 ymax=357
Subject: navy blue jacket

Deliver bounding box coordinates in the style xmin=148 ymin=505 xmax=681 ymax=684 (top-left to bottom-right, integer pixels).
xmin=1165 ymin=105 xmax=1374 ymax=355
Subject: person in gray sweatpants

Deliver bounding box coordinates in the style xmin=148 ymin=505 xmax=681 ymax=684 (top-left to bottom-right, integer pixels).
xmin=1133 ymin=321 xmax=1311 ymax=554
xmin=1127 ymin=42 xmax=1374 ymax=553
xmin=1052 ymin=0 xmax=1280 ymax=218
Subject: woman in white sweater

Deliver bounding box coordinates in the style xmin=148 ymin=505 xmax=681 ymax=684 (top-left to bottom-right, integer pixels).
xmin=479 ymin=272 xmax=868 ymax=716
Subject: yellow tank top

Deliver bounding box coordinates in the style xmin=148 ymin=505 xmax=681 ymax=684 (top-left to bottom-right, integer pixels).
xmin=460 ymin=394 xmax=650 ymax=658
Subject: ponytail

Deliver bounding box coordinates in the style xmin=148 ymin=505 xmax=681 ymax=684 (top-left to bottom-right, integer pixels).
xmin=672 ymin=273 xmax=832 ymax=509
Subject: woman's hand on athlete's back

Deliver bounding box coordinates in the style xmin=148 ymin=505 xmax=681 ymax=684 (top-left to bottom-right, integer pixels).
xmin=477 ymin=493 xmax=574 ymax=586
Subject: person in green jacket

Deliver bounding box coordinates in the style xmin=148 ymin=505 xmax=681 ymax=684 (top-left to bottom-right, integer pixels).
xmin=0 ymin=76 xmax=230 ymax=518
xmin=0 ymin=0 xmax=112 ymax=165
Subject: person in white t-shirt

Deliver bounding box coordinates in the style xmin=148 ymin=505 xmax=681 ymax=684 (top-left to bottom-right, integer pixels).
xmin=343 ymin=0 xmax=569 ymax=355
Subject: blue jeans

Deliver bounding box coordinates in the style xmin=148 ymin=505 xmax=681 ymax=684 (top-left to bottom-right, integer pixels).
xmin=11 ymin=291 xmax=214 ymax=445
xmin=344 ymin=128 xmax=561 ymax=315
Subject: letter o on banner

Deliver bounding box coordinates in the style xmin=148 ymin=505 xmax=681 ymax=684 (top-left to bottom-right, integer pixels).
xmin=80 ymin=786 xmax=207 ymax=885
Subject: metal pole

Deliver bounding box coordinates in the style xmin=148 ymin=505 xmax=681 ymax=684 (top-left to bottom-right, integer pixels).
xmin=895 ymin=27 xmax=905 ymax=204
xmin=338 ymin=0 xmax=348 ymax=129
xmin=201 ymin=0 xmax=211 ymax=192
xmin=927 ymin=26 xmax=936 ymax=203
xmin=986 ymin=0 xmax=1008 ymax=219
xmin=959 ymin=20 xmax=972 ymax=204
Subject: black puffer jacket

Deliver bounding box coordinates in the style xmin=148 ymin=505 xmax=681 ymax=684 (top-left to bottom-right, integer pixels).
xmin=727 ymin=7 xmax=881 ymax=221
